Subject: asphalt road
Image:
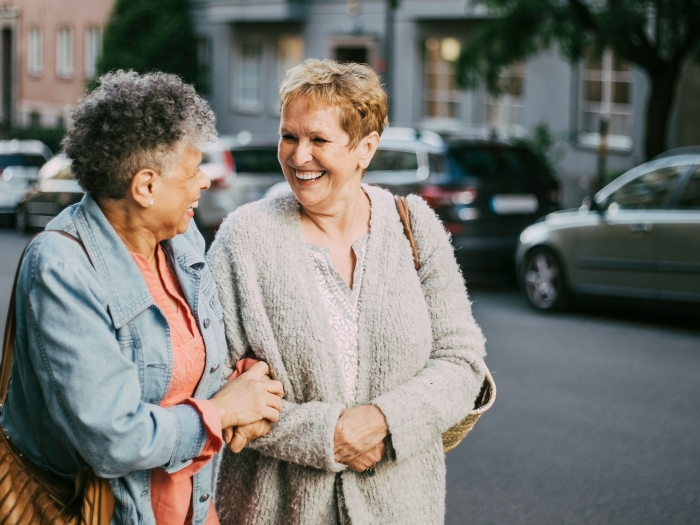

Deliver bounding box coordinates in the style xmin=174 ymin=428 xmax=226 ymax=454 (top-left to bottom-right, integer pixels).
xmin=1 ymin=228 xmax=699 ymax=524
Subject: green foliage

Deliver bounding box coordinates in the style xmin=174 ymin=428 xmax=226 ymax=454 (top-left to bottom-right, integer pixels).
xmin=98 ymin=0 xmax=200 ymax=91
xmin=456 ymin=1 xmax=700 ymax=159
xmin=457 ymin=0 xmax=700 ymax=91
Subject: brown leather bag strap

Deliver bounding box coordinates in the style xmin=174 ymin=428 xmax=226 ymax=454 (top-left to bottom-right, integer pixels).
xmin=394 ymin=195 xmax=420 ymax=271
xmin=0 ymin=230 xmax=88 ymax=409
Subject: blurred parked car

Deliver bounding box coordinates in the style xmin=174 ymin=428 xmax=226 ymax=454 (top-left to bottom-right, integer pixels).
xmin=17 ymin=140 xmax=237 ymax=244
xmin=0 ymin=140 xmax=52 ymax=223
xmin=423 ymin=139 xmax=560 ymax=273
xmin=229 ymin=138 xmax=285 ymax=206
xmin=196 ymin=138 xmax=237 ymax=243
xmin=16 ymin=155 xmax=80 ymax=232
xmin=517 ymin=153 xmax=700 ymax=311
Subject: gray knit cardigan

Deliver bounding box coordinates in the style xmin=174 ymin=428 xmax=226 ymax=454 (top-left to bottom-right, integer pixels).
xmin=207 ymin=184 xmax=487 ymax=525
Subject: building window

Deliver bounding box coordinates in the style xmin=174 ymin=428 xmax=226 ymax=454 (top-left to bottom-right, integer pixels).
xmin=84 ymin=27 xmax=102 ymax=80
xmin=423 ymin=38 xmax=460 ymax=120
xmin=233 ymin=37 xmax=264 ymax=111
xmin=579 ymin=49 xmax=633 ymax=148
xmin=27 ymin=27 xmax=43 ymax=76
xmin=273 ymin=36 xmax=304 ymax=111
xmin=486 ymin=64 xmax=525 ymax=131
xmin=56 ymin=26 xmax=74 ymax=79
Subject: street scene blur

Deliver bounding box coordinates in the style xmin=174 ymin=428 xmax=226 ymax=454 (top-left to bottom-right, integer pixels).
xmin=0 ymin=0 xmax=699 ymax=523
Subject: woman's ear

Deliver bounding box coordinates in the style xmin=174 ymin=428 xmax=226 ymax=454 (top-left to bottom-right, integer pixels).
xmin=358 ymin=131 xmax=380 ymax=170
xmin=130 ymin=168 xmax=158 ymax=208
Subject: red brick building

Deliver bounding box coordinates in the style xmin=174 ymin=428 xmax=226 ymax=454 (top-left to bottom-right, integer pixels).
xmin=0 ymin=0 xmax=113 ymax=129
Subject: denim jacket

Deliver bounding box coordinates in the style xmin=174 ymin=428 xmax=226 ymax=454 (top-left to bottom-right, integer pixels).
xmin=2 ymin=194 xmax=227 ymax=525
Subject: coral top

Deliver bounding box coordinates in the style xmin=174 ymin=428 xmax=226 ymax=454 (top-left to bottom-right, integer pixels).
xmin=131 ymin=245 xmax=222 ymax=525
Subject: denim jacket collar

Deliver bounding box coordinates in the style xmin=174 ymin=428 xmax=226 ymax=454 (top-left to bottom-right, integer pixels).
xmin=72 ymin=194 xmax=206 ymax=329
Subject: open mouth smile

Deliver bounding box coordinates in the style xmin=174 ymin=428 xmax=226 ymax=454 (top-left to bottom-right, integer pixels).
xmin=295 ymin=170 xmax=326 ymax=181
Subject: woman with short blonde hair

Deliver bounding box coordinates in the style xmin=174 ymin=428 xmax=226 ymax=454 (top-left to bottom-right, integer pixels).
xmin=211 ymin=59 xmax=487 ymax=525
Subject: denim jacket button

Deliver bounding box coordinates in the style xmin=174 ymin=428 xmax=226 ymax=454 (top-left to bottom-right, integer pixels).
xmin=200 ymin=494 xmax=210 ymax=502
xmin=210 ymin=364 xmax=219 ymax=374
xmin=203 ymin=318 xmax=211 ymax=329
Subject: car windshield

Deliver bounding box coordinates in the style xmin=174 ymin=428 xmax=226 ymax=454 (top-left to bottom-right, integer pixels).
xmin=232 ymin=148 xmax=280 ymax=173
xmin=0 ymin=154 xmax=46 ymax=169
xmin=367 ymin=149 xmax=418 ymax=171
xmin=447 ymin=146 xmax=554 ymax=187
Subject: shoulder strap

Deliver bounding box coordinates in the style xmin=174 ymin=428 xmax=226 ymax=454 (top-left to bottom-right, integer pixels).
xmin=0 ymin=230 xmax=89 ymax=411
xmin=394 ymin=195 xmax=420 ymax=271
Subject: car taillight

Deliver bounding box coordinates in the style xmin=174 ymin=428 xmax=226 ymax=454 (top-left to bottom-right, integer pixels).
xmin=419 ymin=186 xmax=477 ymax=207
xmin=210 ymin=176 xmax=229 ymax=189
xmin=224 ymin=150 xmax=235 ymax=173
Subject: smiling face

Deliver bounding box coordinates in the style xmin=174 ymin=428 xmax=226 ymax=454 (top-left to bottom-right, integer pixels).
xmin=150 ymin=142 xmax=210 ymax=239
xmin=278 ymin=96 xmax=378 ymax=212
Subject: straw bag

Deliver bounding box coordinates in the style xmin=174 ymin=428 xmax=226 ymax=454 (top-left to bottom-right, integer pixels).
xmin=394 ymin=195 xmax=496 ymax=453
xmin=0 ymin=230 xmax=114 ymax=524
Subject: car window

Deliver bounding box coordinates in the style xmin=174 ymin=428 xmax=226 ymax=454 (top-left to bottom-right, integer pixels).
xmin=0 ymin=154 xmax=46 ymax=168
xmin=447 ymin=146 xmax=554 ymax=186
xmin=367 ymin=149 xmax=418 ymax=172
xmin=232 ymin=148 xmax=280 ymax=173
xmin=608 ymin=167 xmax=683 ymax=210
xmin=428 ymin=153 xmax=446 ymax=175
xmin=677 ymin=167 xmax=700 ymax=208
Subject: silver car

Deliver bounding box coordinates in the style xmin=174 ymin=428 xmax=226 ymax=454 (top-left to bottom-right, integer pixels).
xmin=0 ymin=140 xmax=52 ymax=221
xmin=516 ymin=153 xmax=700 ymax=310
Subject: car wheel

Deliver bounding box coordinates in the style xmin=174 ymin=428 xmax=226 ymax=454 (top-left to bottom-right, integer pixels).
xmin=522 ymin=248 xmax=568 ymax=311
xmin=15 ymin=206 xmax=28 ymax=234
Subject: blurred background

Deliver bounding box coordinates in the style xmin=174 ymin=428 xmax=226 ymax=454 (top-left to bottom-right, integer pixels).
xmin=0 ymin=0 xmax=699 ymax=523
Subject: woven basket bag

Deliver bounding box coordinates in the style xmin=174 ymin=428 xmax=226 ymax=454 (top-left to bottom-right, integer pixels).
xmin=0 ymin=230 xmax=114 ymax=524
xmin=394 ymin=195 xmax=496 ymax=453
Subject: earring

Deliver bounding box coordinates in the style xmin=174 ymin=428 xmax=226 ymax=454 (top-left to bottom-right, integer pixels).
xmin=149 ymin=200 xmax=154 ymax=206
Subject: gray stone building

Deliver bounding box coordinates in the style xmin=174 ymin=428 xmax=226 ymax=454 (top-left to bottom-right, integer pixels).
xmin=192 ymin=0 xmax=700 ymax=207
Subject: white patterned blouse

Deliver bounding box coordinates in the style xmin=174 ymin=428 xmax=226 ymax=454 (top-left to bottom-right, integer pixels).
xmin=307 ymin=232 xmax=370 ymax=404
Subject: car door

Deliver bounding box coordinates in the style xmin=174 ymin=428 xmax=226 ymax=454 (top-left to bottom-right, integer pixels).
xmin=572 ymin=166 xmax=684 ymax=299
xmin=653 ymin=165 xmax=700 ymax=302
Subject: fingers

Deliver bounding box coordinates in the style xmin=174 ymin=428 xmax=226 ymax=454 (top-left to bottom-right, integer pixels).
xmin=244 ymin=361 xmax=271 ymax=379
xmin=262 ymin=406 xmax=280 ymax=423
xmin=265 ymin=379 xmax=284 ymax=398
xmin=228 ymin=432 xmax=247 ymax=453
xmin=222 ymin=427 xmax=233 ymax=443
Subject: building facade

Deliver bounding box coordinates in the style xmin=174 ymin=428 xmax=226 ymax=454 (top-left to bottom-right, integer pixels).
xmin=192 ymin=0 xmax=700 ymax=207
xmin=0 ymin=0 xmax=112 ymax=130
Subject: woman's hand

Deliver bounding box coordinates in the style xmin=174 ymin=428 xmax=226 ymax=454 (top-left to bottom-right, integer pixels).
xmin=343 ymin=441 xmax=386 ymax=472
xmin=333 ymin=405 xmax=389 ymax=464
xmin=223 ymin=419 xmax=272 ymax=453
xmin=210 ymin=361 xmax=284 ymax=429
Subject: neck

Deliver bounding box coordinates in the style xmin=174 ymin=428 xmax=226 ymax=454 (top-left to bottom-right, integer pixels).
xmin=97 ymin=198 xmax=160 ymax=265
xmin=300 ymin=185 xmax=370 ymax=244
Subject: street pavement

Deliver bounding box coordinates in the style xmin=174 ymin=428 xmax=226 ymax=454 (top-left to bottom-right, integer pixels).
xmin=1 ymin=228 xmax=699 ymax=524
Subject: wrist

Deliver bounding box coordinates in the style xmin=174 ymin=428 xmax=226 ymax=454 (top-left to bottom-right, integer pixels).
xmin=211 ymin=397 xmax=236 ymax=429
xmin=369 ymin=405 xmax=389 ymax=438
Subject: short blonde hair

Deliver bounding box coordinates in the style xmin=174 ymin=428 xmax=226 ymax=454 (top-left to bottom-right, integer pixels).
xmin=279 ymin=59 xmax=388 ymax=148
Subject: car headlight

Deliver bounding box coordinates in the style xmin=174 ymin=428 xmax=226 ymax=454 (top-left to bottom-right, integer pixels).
xmin=519 ymin=223 xmax=549 ymax=246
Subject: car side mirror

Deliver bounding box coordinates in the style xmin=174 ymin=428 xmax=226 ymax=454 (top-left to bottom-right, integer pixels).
xmin=581 ymin=196 xmax=606 ymax=214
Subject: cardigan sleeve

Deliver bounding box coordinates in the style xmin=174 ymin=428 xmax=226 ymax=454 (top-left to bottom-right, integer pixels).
xmin=207 ymin=236 xmax=347 ymax=473
xmin=370 ymin=195 xmax=487 ymax=461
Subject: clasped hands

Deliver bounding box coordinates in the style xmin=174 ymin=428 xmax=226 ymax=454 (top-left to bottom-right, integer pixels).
xmin=333 ymin=405 xmax=389 ymax=472
xmin=209 ymin=361 xmax=284 ymax=453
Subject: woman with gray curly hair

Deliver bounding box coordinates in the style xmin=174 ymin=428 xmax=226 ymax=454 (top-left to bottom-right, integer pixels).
xmin=1 ymin=71 xmax=283 ymax=525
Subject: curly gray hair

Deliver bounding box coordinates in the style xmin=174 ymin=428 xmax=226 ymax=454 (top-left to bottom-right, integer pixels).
xmin=63 ymin=70 xmax=217 ymax=200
